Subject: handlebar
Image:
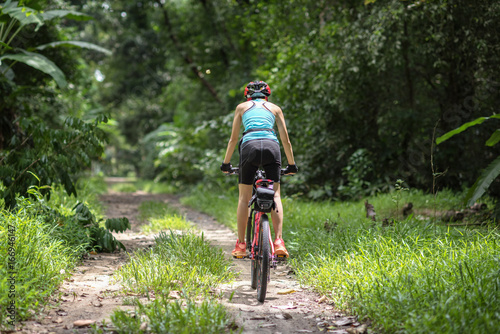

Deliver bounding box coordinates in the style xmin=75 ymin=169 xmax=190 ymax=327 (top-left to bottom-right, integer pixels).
xmin=226 ymin=167 xmax=291 ymax=176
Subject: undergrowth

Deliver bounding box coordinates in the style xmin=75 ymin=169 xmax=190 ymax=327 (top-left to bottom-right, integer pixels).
xmin=182 ymin=186 xmax=500 ymax=333
xmin=0 ymin=197 xmax=79 ymax=326
xmin=0 ymin=176 xmax=116 ymax=328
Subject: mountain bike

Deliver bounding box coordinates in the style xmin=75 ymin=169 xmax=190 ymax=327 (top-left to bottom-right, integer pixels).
xmin=229 ymin=167 xmax=288 ymax=302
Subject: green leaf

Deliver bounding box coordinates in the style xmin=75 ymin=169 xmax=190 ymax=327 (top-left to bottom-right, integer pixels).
xmin=436 ymin=117 xmax=488 ymax=145
xmin=105 ymin=217 xmax=131 ymax=233
xmin=35 ymin=41 xmax=112 ymax=56
xmin=40 ymin=10 xmax=92 ymax=22
xmin=0 ymin=50 xmax=67 ymax=87
xmin=465 ymin=155 xmax=500 ymax=206
xmin=485 ymin=130 xmax=500 ymax=147
xmin=436 ymin=115 xmax=500 ymax=145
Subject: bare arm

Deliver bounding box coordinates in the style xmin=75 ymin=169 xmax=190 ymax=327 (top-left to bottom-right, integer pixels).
xmin=223 ymin=105 xmax=243 ymax=164
xmin=274 ymin=107 xmax=296 ymax=165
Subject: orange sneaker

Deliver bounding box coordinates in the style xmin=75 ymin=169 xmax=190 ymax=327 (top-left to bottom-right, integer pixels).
xmin=274 ymin=238 xmax=289 ymax=258
xmin=231 ymin=240 xmax=247 ymax=258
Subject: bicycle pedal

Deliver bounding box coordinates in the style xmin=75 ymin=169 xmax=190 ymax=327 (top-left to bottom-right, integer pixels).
xmin=276 ymin=255 xmax=288 ymax=261
xmin=233 ymin=255 xmax=247 ymax=259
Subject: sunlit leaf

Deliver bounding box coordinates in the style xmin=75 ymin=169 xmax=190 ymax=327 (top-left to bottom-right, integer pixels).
xmin=1 ymin=2 xmax=43 ymax=29
xmin=485 ymin=129 xmax=500 ymax=147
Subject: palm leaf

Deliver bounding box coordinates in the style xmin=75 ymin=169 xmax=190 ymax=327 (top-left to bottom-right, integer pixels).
xmin=1 ymin=2 xmax=44 ymax=29
xmin=1 ymin=3 xmax=91 ymax=31
xmin=0 ymin=50 xmax=67 ymax=87
xmin=465 ymin=155 xmax=500 ymax=206
xmin=35 ymin=41 xmax=112 ymax=56
xmin=40 ymin=10 xmax=92 ymax=22
xmin=0 ymin=61 xmax=15 ymax=80
xmin=436 ymin=114 xmax=500 ymax=145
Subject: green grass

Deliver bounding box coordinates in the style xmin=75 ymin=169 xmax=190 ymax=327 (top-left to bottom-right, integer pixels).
xmin=111 ymin=183 xmax=137 ymax=193
xmin=138 ymin=201 xmax=191 ymax=232
xmin=142 ymin=215 xmax=192 ymax=233
xmin=138 ymin=200 xmax=180 ymax=221
xmin=182 ymin=187 xmax=500 ymax=333
xmin=109 ymin=180 xmax=177 ymax=195
xmin=295 ymin=223 xmax=500 ymax=333
xmin=114 ymin=231 xmax=235 ymax=296
xmin=135 ymin=180 xmax=177 ymax=194
xmin=103 ymin=231 xmax=236 ymax=333
xmin=0 ymin=177 xmax=110 ymax=329
xmin=0 ymin=197 xmax=82 ymax=327
xmin=96 ymin=298 xmax=229 ymax=334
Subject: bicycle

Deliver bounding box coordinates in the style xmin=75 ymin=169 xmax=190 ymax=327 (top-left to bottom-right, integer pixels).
xmin=228 ymin=167 xmax=289 ymax=302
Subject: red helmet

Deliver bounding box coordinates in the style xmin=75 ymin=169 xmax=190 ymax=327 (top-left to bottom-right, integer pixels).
xmin=244 ymin=81 xmax=271 ymax=101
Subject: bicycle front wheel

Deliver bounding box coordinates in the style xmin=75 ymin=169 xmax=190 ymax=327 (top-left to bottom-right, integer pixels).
xmin=257 ymin=215 xmax=270 ymax=302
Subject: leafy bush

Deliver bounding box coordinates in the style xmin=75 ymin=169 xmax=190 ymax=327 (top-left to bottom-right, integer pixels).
xmin=0 ymin=178 xmax=130 ymax=328
xmin=337 ymin=148 xmax=380 ymax=200
xmin=0 ymin=0 xmax=111 ymax=209
xmin=20 ymin=186 xmax=130 ymax=253
xmin=72 ymin=202 xmax=130 ymax=252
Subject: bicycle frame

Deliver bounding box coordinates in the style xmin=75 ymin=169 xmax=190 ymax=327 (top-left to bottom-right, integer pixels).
xmin=247 ymin=171 xmax=285 ymax=267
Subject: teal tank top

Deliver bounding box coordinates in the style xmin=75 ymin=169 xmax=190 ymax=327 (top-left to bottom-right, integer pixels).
xmin=241 ymin=99 xmax=278 ymax=144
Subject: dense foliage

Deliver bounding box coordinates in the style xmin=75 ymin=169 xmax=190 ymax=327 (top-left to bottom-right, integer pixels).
xmin=0 ymin=0 xmax=110 ymax=207
xmin=1 ymin=1 xmax=499 ymax=331
xmin=2 ymin=0 xmax=500 ymax=201
xmin=71 ymin=0 xmax=500 ymax=201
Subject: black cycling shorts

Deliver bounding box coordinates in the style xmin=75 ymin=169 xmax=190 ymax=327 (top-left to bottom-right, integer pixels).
xmin=239 ymin=139 xmax=281 ymax=185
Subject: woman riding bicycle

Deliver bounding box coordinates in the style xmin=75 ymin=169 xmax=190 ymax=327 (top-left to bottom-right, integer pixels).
xmin=220 ymin=81 xmax=298 ymax=258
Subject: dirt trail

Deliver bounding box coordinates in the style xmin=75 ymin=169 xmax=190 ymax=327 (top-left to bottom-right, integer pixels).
xmin=18 ymin=183 xmax=361 ymax=334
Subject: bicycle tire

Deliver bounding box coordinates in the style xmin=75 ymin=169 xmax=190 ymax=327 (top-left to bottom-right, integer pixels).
xmin=248 ymin=214 xmax=257 ymax=289
xmin=257 ymin=215 xmax=270 ymax=302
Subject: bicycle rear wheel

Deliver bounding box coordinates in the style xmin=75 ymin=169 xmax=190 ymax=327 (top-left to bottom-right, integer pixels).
xmin=257 ymin=215 xmax=270 ymax=302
